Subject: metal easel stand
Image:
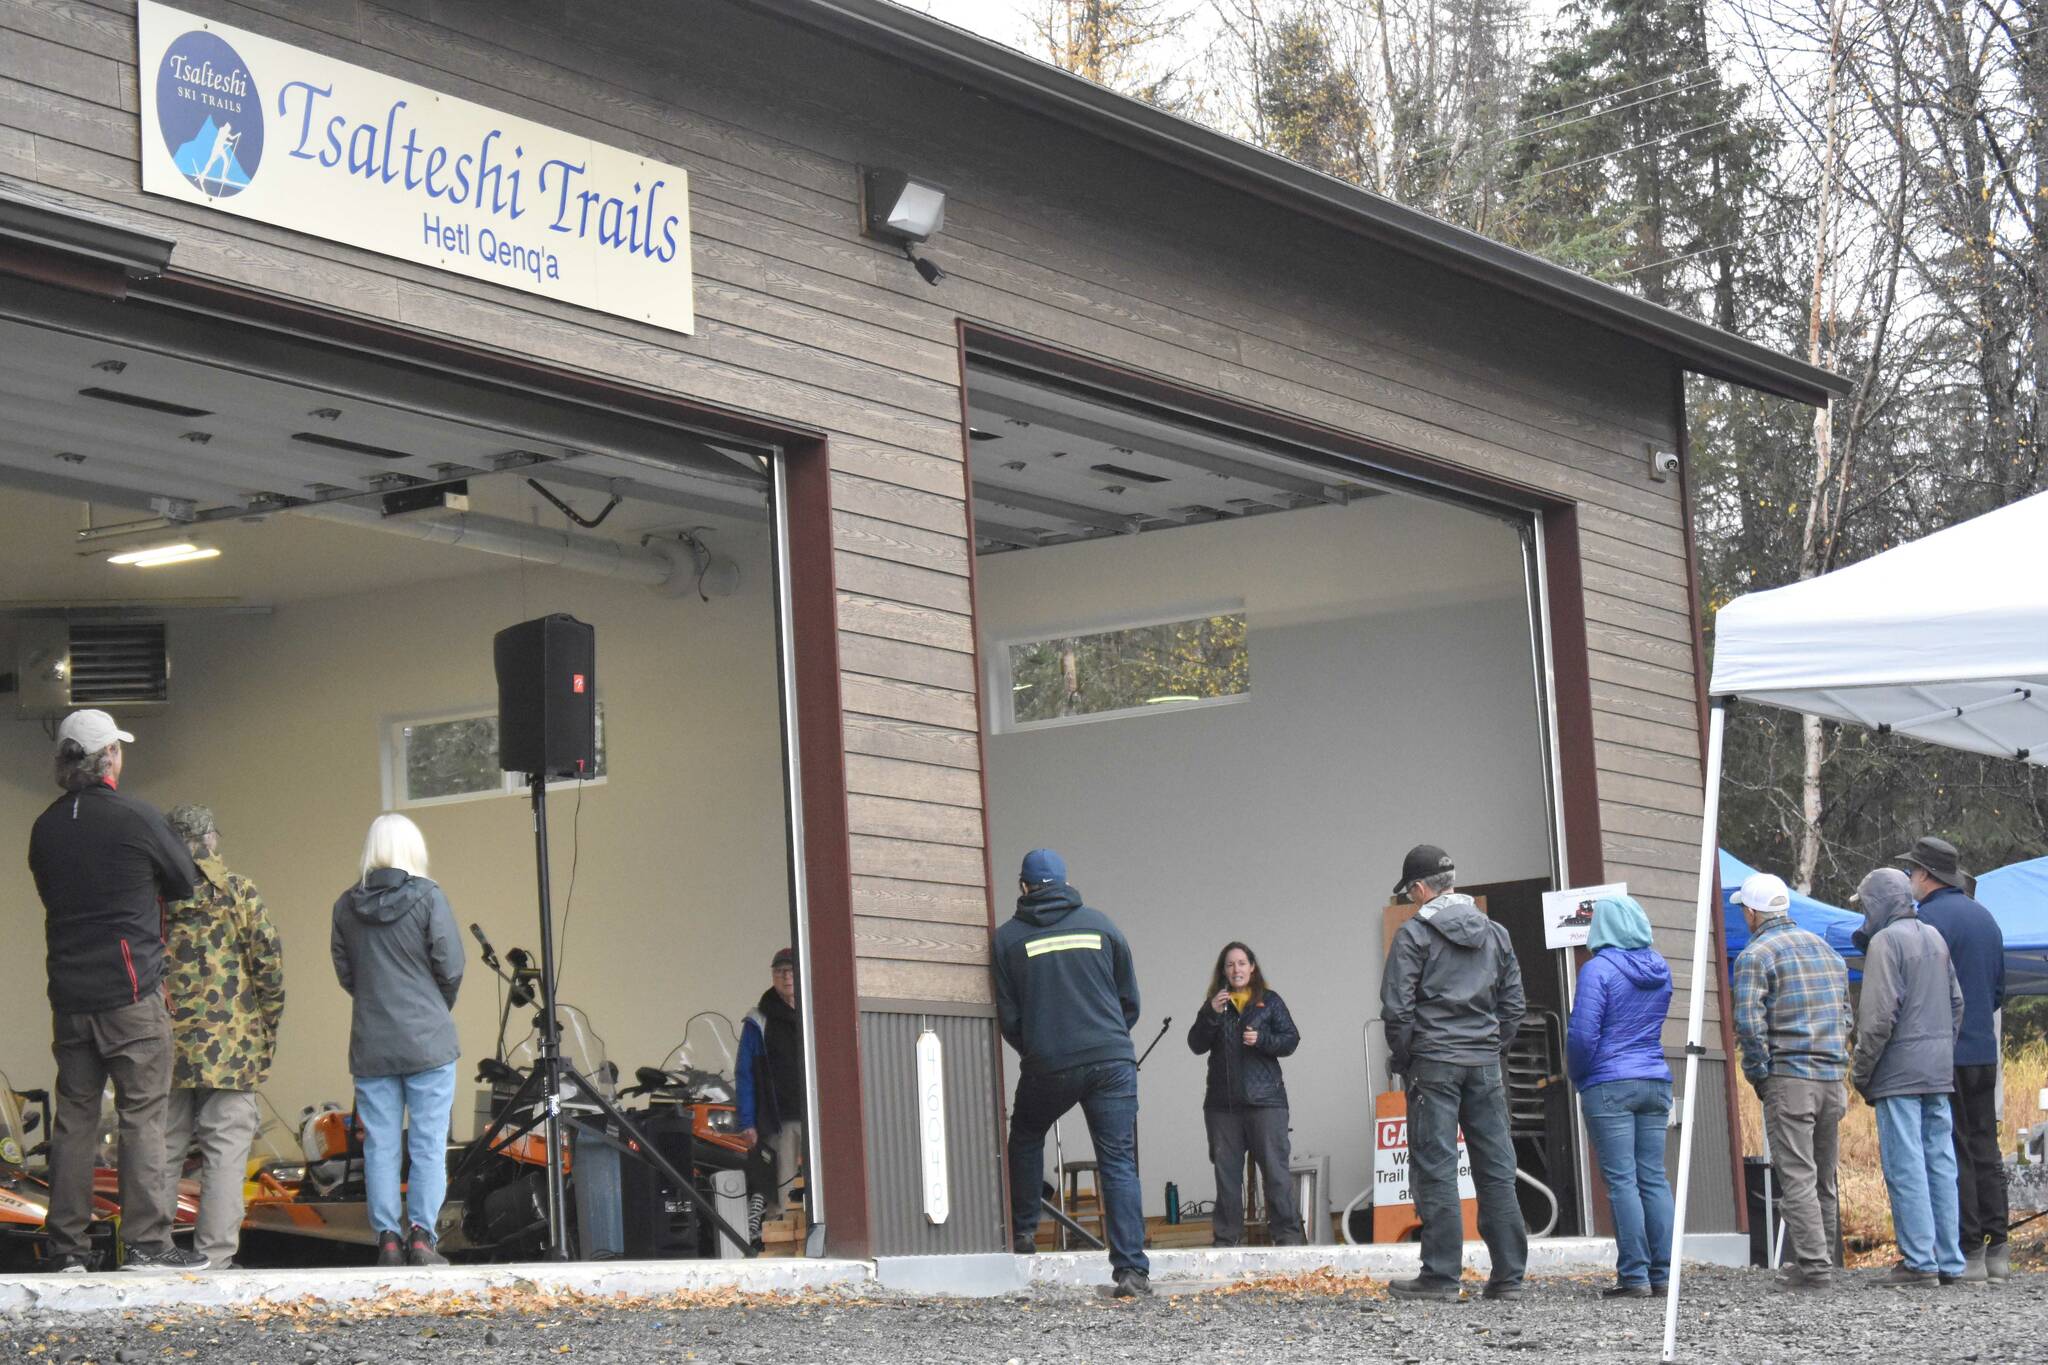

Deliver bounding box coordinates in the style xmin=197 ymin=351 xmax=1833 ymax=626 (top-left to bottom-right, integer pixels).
xmin=446 ymin=774 xmax=752 ymax=1260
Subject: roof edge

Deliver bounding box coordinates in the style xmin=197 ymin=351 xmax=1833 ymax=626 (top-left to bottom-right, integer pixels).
xmin=767 ymin=0 xmax=1850 ymax=407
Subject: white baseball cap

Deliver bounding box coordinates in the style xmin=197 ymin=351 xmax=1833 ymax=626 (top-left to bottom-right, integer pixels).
xmin=1737 ymin=871 xmax=1792 ymax=916
xmin=56 ymin=709 xmax=134 ymax=754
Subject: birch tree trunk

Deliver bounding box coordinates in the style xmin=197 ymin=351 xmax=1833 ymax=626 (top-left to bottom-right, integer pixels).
xmin=1794 ymin=0 xmax=1847 ymax=894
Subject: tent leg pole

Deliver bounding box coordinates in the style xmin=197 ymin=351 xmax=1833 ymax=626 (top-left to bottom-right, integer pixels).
xmin=1663 ymin=700 xmax=1727 ymax=1363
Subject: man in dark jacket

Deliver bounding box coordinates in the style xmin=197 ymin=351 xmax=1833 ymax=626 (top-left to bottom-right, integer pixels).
xmin=1379 ymin=844 xmax=1528 ymax=1302
xmin=26 ymin=710 xmax=206 ymax=1272
xmin=1851 ymin=868 xmax=1965 ymax=1286
xmin=736 ymin=947 xmax=806 ymax=1249
xmin=1900 ymin=835 xmax=2010 ymax=1282
xmin=993 ymin=849 xmax=1150 ymax=1296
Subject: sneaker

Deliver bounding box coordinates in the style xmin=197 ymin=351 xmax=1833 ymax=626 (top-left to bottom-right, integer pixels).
xmin=1601 ymin=1283 xmax=1651 ymax=1299
xmin=46 ymin=1253 xmax=90 ymax=1275
xmin=120 ymin=1245 xmax=207 ymax=1273
xmin=1481 ymin=1281 xmax=1527 ymax=1302
xmin=1388 ymin=1275 xmax=1464 ymax=1302
xmin=406 ymin=1226 xmax=448 ymax=1268
xmin=1985 ymin=1242 xmax=2010 ymax=1284
xmin=1649 ymin=1283 xmax=1669 ymax=1298
xmin=1110 ymin=1268 xmax=1153 ymax=1298
xmin=1876 ymin=1263 xmax=1939 ymax=1288
xmin=375 ymin=1230 xmax=405 ymax=1268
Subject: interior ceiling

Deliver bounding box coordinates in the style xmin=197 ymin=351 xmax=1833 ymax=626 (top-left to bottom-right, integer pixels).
xmin=963 ymin=362 xmax=1384 ymax=554
xmin=0 ymin=317 xmax=767 ymax=607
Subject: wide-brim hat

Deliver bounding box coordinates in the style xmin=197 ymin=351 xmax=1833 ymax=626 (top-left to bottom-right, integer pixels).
xmin=1896 ymin=835 xmax=1968 ymax=890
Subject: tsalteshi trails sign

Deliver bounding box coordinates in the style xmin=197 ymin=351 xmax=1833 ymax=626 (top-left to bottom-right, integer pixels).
xmin=137 ymin=1 xmax=694 ymax=333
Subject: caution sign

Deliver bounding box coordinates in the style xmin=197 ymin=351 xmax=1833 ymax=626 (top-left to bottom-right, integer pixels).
xmin=1370 ymin=1091 xmax=1481 ymax=1242
xmin=1373 ymin=1113 xmax=1476 ymax=1207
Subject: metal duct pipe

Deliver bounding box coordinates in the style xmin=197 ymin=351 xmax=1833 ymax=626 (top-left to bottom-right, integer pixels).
xmin=295 ymin=501 xmax=678 ymax=588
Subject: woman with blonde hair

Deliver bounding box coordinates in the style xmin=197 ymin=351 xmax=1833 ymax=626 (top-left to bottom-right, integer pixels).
xmin=331 ymin=812 xmax=463 ymax=1267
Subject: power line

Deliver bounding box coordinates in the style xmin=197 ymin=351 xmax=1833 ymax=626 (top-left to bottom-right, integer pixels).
xmin=1408 ymin=64 xmax=1717 ymax=165
xmin=1445 ymin=115 xmax=1737 ymax=209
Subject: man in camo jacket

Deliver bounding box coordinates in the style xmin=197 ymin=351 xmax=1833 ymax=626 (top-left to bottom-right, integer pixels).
xmin=162 ymin=805 xmax=284 ymax=1269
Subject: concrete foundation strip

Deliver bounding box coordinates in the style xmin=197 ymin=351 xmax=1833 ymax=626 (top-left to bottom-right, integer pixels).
xmin=0 ymin=1235 xmax=1751 ymax=1314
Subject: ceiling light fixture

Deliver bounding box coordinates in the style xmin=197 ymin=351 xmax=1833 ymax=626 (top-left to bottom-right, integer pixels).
xmin=107 ymin=542 xmax=221 ymax=567
xmin=861 ymin=167 xmax=948 ymax=286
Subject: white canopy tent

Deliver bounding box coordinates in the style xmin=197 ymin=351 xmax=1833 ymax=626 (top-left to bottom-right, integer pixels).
xmin=1663 ymin=488 xmax=2048 ymax=1360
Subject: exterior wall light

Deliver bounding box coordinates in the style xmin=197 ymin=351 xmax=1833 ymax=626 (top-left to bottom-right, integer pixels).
xmin=862 ymin=167 xmax=947 ymax=286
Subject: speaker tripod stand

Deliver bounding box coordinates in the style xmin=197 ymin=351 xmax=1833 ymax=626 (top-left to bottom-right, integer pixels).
xmin=447 ymin=773 xmax=754 ymax=1260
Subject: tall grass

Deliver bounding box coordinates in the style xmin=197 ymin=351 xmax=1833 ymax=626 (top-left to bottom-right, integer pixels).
xmin=1733 ymin=1039 xmax=2048 ymax=1248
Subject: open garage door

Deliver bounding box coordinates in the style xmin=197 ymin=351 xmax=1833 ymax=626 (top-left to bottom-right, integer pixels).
xmin=0 ymin=273 xmax=826 ymax=1264
xmin=964 ymin=352 xmax=1585 ymax=1248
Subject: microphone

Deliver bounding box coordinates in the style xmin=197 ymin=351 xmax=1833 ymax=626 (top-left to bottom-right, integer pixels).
xmin=470 ymin=922 xmax=499 ymax=968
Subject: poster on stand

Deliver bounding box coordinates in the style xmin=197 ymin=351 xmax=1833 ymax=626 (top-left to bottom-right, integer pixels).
xmin=1541 ymin=881 xmax=1628 ymax=951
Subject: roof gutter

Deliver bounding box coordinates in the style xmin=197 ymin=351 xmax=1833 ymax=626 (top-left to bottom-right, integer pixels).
xmin=768 ymin=0 xmax=1849 ymax=408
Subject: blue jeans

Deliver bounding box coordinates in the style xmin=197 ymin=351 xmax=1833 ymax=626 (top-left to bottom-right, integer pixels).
xmin=355 ymin=1061 xmax=458 ymax=1242
xmin=1407 ymin=1059 xmax=1527 ymax=1287
xmin=1580 ymin=1078 xmax=1674 ymax=1287
xmin=1009 ymin=1060 xmax=1148 ymax=1274
xmin=1875 ymin=1094 xmax=1964 ymax=1275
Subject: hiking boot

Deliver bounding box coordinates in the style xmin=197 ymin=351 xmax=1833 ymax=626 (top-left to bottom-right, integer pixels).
xmin=1601 ymin=1283 xmax=1651 ymax=1299
xmin=120 ymin=1245 xmax=207 ymax=1273
xmin=375 ymin=1229 xmax=405 ymax=1268
xmin=1876 ymin=1263 xmax=1939 ymax=1288
xmin=1773 ymin=1265 xmax=1831 ymax=1292
xmin=1481 ymin=1281 xmax=1527 ymax=1302
xmin=1985 ymin=1242 xmax=2011 ymax=1284
xmin=1013 ymin=1232 xmax=1037 ymax=1256
xmin=1388 ymin=1275 xmax=1464 ymax=1302
xmin=1958 ymin=1248 xmax=1988 ymax=1282
xmin=1110 ymin=1268 xmax=1153 ymax=1298
xmin=1649 ymin=1283 xmax=1669 ymax=1298
xmin=407 ymin=1226 xmax=448 ymax=1267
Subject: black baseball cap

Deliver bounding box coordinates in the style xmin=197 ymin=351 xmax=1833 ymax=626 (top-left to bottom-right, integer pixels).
xmin=1392 ymin=844 xmax=1455 ymax=896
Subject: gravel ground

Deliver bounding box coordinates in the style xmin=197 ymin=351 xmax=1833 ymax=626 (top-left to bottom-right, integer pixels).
xmin=0 ymin=1265 xmax=2042 ymax=1364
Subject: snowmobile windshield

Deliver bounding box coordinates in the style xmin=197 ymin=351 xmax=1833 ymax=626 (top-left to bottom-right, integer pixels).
xmin=0 ymin=1074 xmax=31 ymax=1168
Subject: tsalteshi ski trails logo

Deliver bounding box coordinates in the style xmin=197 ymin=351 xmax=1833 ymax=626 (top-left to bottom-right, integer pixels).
xmin=154 ymin=27 xmax=263 ymax=199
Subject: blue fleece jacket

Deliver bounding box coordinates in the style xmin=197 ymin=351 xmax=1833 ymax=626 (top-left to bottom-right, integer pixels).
xmin=1567 ymin=895 xmax=1674 ymax=1090
xmin=992 ymin=881 xmax=1139 ymax=1075
xmin=1916 ymin=885 xmax=2006 ymax=1067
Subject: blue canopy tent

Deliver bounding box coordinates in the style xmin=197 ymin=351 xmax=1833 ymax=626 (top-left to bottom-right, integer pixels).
xmin=1965 ymin=857 xmax=2048 ymax=996
xmin=1718 ymin=851 xmax=1864 ymax=980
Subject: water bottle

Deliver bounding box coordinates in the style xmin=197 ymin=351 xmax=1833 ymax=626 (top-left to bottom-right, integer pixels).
xmin=1165 ymin=1181 xmax=1181 ymax=1224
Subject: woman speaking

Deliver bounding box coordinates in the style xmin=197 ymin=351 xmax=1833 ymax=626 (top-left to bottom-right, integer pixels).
xmin=1186 ymin=942 xmax=1305 ymax=1245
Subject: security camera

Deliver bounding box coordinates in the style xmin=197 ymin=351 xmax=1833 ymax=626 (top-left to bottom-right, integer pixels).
xmin=1649 ymin=449 xmax=1680 ymax=481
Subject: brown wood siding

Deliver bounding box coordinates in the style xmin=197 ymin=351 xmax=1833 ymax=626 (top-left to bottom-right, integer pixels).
xmin=2 ymin=0 xmax=1718 ymax=1043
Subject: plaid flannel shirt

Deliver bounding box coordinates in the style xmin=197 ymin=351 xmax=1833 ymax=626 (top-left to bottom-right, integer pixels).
xmin=1732 ymin=916 xmax=1850 ymax=1084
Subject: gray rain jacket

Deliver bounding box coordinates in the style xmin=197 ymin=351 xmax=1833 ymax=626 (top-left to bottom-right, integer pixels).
xmin=331 ymin=869 xmax=463 ymax=1078
xmin=1850 ymin=871 xmax=1962 ymax=1101
xmin=1380 ymin=892 xmax=1525 ymax=1073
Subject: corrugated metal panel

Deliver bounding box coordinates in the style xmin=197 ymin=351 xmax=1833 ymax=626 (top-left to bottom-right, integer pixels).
xmin=861 ymin=1010 xmax=1008 ymax=1254
xmin=1668 ymin=1058 xmax=1740 ymax=1233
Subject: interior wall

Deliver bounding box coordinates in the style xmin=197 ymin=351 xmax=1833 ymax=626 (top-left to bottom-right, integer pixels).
xmin=0 ymin=528 xmax=790 ymax=1147
xmin=976 ymin=494 xmax=1555 ymax=1225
